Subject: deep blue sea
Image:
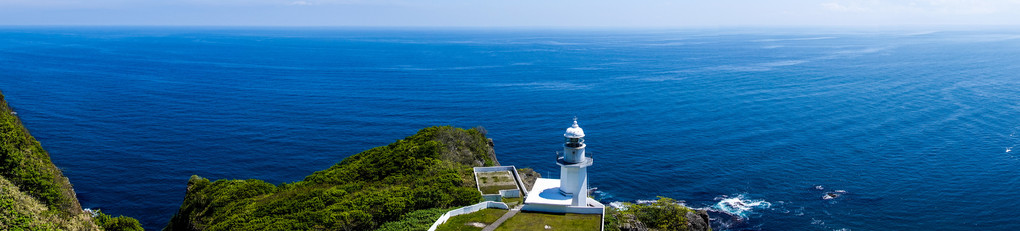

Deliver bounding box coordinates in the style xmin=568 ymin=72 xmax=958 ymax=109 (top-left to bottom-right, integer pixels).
xmin=2 ymin=27 xmax=1020 ymax=230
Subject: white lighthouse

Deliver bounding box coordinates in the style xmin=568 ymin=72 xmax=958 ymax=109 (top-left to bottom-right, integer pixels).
xmin=558 ymin=118 xmax=593 ymax=206
xmin=521 ymin=118 xmax=604 ymax=214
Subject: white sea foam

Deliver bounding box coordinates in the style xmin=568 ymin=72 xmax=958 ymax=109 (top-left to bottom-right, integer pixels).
xmin=609 ymin=201 xmax=627 ymax=209
xmin=635 ymin=199 xmax=658 ymax=204
xmin=709 ymin=194 xmax=772 ymax=220
xmin=84 ymin=208 xmax=98 ymax=217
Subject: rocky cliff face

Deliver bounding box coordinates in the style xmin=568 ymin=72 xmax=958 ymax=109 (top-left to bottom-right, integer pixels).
xmin=683 ymin=209 xmax=711 ymax=231
xmin=615 ymin=209 xmax=711 ymax=231
xmin=607 ymin=197 xmax=712 ymax=231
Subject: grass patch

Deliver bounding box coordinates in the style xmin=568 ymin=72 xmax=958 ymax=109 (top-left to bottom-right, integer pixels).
xmin=475 ymin=171 xmax=518 ymax=194
xmin=501 ymin=197 xmax=523 ymax=207
xmin=495 ymin=212 xmax=601 ymax=231
xmin=435 ymin=208 xmax=508 ymax=231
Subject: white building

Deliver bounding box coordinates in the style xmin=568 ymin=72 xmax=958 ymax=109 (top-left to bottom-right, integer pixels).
xmin=521 ymin=118 xmax=605 ymax=214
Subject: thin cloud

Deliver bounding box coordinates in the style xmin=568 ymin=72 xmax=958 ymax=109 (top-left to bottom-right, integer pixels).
xmin=821 ymin=0 xmax=1020 ymax=15
xmin=821 ymin=2 xmax=869 ymax=12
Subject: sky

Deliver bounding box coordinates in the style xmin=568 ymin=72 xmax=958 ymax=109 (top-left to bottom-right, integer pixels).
xmin=1 ymin=0 xmax=1019 ymax=27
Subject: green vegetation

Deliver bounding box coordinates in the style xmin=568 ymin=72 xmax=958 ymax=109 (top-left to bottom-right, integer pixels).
xmin=604 ymin=197 xmax=710 ymax=231
xmin=0 ymin=91 xmax=142 ymax=231
xmin=500 ymin=197 xmax=523 ymax=208
xmin=494 ymin=212 xmax=602 ymax=231
xmin=94 ymin=211 xmax=145 ymax=231
xmin=0 ymin=92 xmax=78 ymax=214
xmin=375 ymin=208 xmax=449 ymax=231
xmin=1 ymin=176 xmax=97 ymax=230
xmin=165 ymin=126 xmax=498 ymax=231
xmin=435 ymin=208 xmax=507 ymax=231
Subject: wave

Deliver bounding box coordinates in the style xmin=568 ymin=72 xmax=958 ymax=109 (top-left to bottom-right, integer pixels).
xmin=752 ymin=37 xmax=838 ymax=42
xmin=380 ymin=65 xmax=503 ymax=71
xmin=707 ymin=194 xmax=772 ymax=220
xmin=489 ymin=81 xmax=596 ymax=91
xmin=760 ymin=60 xmax=809 ymax=67
xmin=705 ymin=59 xmax=809 ymax=72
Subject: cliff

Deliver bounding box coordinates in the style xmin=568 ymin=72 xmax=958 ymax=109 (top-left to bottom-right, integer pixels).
xmin=0 ymin=91 xmax=142 ymax=230
xmin=163 ymin=126 xmax=499 ymax=231
xmin=605 ymin=197 xmax=711 ymax=231
xmin=164 ymin=125 xmax=708 ymax=231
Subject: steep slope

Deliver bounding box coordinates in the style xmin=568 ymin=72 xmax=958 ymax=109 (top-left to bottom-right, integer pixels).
xmin=164 ymin=126 xmax=498 ymax=231
xmin=0 ymin=92 xmax=81 ymax=216
xmin=0 ymin=91 xmax=142 ymax=230
xmin=604 ymin=197 xmax=711 ymax=231
xmin=0 ymin=176 xmax=97 ymax=230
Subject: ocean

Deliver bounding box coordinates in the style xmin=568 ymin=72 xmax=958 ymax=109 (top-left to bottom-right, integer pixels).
xmin=2 ymin=27 xmax=1019 ymax=230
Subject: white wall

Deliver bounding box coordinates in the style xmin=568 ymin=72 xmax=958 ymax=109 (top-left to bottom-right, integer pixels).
xmin=426 ymin=201 xmax=509 ymax=231
xmin=499 ymin=189 xmax=520 ymax=198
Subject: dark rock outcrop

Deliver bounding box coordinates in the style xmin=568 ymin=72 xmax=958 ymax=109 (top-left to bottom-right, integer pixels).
xmin=684 ymin=209 xmax=711 ymax=231
xmin=516 ymin=167 xmax=541 ymax=191
xmin=608 ymin=197 xmax=711 ymax=231
xmin=615 ymin=209 xmax=710 ymax=231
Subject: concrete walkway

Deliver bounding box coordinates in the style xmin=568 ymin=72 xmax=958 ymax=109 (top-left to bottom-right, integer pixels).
xmin=482 ymin=206 xmax=522 ymax=231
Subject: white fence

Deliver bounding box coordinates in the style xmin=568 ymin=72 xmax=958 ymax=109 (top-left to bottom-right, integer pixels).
xmin=482 ymin=194 xmax=502 ymax=202
xmin=427 ymin=201 xmax=509 ymax=231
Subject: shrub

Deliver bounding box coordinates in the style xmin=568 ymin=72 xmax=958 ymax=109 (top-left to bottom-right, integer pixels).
xmin=164 ymin=126 xmax=489 ymax=231
xmin=95 ymin=211 xmax=144 ymax=231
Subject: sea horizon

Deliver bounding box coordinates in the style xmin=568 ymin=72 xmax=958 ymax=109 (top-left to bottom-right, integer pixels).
xmin=3 ymin=27 xmax=1019 ymax=230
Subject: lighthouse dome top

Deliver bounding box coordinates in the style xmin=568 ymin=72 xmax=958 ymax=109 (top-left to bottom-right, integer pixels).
xmin=564 ymin=118 xmax=585 ymax=138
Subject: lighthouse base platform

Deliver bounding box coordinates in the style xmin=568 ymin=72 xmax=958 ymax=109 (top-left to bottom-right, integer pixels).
xmin=521 ymin=178 xmax=605 ymax=214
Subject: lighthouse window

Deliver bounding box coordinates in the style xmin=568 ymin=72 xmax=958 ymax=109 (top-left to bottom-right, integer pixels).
xmin=569 ymin=138 xmax=580 ymax=143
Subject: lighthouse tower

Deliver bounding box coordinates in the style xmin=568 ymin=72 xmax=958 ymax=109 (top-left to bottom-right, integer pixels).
xmin=521 ymin=118 xmax=605 ymax=214
xmin=558 ymin=118 xmax=593 ymax=206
